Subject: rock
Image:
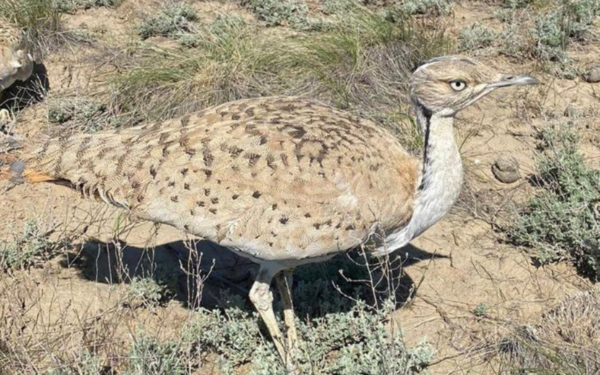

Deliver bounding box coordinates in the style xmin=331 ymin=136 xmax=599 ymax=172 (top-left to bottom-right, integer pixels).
xmin=492 ymin=155 xmax=521 ymax=184
xmin=583 ymin=64 xmax=600 ymax=83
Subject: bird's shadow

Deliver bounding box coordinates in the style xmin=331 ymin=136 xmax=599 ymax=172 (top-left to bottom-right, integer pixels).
xmin=60 ymin=238 xmax=446 ymax=318
xmin=1 ymin=62 xmax=50 ymax=116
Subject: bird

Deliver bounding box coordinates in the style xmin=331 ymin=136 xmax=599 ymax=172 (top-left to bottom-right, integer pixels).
xmin=0 ymin=20 xmax=35 ymax=125
xmin=0 ymin=55 xmax=538 ymax=365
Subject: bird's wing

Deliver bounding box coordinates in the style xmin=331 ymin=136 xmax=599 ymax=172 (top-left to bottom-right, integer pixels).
xmin=21 ymin=97 xmax=419 ymax=260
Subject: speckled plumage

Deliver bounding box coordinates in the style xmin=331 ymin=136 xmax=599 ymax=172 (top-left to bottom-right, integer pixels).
xmin=22 ymin=96 xmax=420 ymax=262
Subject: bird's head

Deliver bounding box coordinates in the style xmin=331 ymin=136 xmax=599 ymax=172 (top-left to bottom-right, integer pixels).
xmin=409 ymin=56 xmax=539 ymax=117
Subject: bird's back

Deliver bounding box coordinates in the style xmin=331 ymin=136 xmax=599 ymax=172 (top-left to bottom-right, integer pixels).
xmin=19 ymin=97 xmax=420 ymax=262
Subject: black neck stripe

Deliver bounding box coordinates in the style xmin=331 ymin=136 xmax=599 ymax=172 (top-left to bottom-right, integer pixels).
xmin=414 ymin=100 xmax=433 ymax=191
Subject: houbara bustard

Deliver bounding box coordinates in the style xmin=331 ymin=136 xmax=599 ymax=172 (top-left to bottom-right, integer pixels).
xmin=0 ymin=56 xmax=538 ymax=364
xmin=0 ymin=20 xmax=35 ymax=124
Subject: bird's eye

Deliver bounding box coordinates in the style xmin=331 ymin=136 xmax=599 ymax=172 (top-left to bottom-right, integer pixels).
xmin=449 ymin=80 xmax=467 ymax=91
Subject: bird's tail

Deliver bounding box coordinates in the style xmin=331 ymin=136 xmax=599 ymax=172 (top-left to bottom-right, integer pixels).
xmin=0 ymin=133 xmax=56 ymax=185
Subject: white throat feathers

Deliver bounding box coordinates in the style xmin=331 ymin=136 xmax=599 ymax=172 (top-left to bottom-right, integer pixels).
xmin=374 ymin=100 xmax=464 ymax=255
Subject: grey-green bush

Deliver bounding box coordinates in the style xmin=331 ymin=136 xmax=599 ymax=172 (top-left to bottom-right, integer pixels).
xmin=125 ymin=334 xmax=185 ymax=375
xmin=46 ymin=351 xmax=105 ymax=375
xmin=458 ymin=22 xmax=495 ymax=51
xmin=138 ymin=4 xmax=199 ymax=40
xmin=532 ymin=11 xmax=568 ymax=62
xmin=0 ymin=219 xmax=54 ymax=270
xmin=567 ymin=0 xmax=600 ymax=40
xmin=183 ymin=301 xmax=434 ymax=374
xmin=56 ymin=0 xmax=123 ymax=13
xmin=128 ymin=276 xmax=168 ymax=306
xmin=47 ymin=96 xmax=121 ymax=133
xmin=383 ymin=0 xmax=452 ymax=20
xmin=507 ymin=125 xmax=600 ymax=280
xmin=242 ymin=0 xmax=322 ymax=30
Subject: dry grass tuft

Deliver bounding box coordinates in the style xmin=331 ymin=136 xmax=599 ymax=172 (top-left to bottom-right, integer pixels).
xmin=107 ymin=3 xmax=451 ymax=153
xmin=498 ymin=286 xmax=600 ymax=374
xmin=0 ymin=0 xmax=64 ymax=57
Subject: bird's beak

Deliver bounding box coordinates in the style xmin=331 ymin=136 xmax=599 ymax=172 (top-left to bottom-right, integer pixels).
xmin=487 ymin=74 xmax=540 ymax=88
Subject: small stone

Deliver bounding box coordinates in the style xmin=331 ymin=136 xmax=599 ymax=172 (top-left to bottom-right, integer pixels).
xmin=492 ymin=155 xmax=521 ymax=184
xmin=583 ymin=64 xmax=600 ymax=83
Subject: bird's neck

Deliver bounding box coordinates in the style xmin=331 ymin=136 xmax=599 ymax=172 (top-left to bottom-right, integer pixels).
xmin=376 ymin=101 xmax=463 ymax=254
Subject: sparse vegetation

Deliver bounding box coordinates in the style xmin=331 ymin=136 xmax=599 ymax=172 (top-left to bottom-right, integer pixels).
xmin=498 ymin=287 xmax=600 ymax=374
xmin=184 ymin=301 xmax=433 ymax=374
xmin=0 ymin=0 xmax=62 ymax=53
xmin=109 ymin=4 xmax=449 ymax=151
xmin=46 ymin=351 xmax=105 ymax=375
xmin=508 ymin=124 xmax=600 ymax=279
xmin=532 ymin=11 xmax=569 ymax=62
xmin=120 ymin=253 xmax=431 ymax=374
xmin=385 ymin=0 xmax=453 ymax=18
xmin=128 ymin=276 xmax=168 ymax=306
xmin=567 ymin=0 xmax=600 ymax=41
xmin=138 ymin=4 xmax=199 ymax=40
xmin=493 ymin=0 xmax=600 ymax=77
xmin=242 ymin=0 xmax=324 ymax=30
xmin=473 ymin=302 xmax=488 ymax=317
xmin=458 ymin=22 xmax=495 ymax=51
xmin=56 ymin=0 xmax=123 ymax=13
xmin=126 ymin=334 xmax=185 ymax=375
xmin=504 ymin=0 xmax=533 ymax=9
xmin=47 ymin=96 xmax=122 ymax=133
xmin=0 ymin=219 xmax=55 ymax=270
xmin=112 ymin=15 xmax=281 ymax=122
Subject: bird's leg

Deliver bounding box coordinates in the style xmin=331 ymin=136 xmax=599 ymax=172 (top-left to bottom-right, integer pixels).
xmin=0 ymin=109 xmax=12 ymax=126
xmin=275 ymin=269 xmax=298 ymax=354
xmin=0 ymin=93 xmax=8 ymax=127
xmin=249 ymin=266 xmax=287 ymax=361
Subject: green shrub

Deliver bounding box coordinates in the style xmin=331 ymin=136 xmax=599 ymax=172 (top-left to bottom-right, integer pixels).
xmin=532 ymin=11 xmax=568 ymax=61
xmin=138 ymin=4 xmax=199 ymax=40
xmin=128 ymin=277 xmax=168 ymax=306
xmin=504 ymin=0 xmax=532 ymax=9
xmin=473 ymin=303 xmax=488 ymax=317
xmin=458 ymin=22 xmax=495 ymax=51
xmin=47 ymin=96 xmax=122 ymax=133
xmin=176 ymin=14 xmax=247 ymax=48
xmin=528 ymin=0 xmax=600 ymax=75
xmin=183 ymin=301 xmax=434 ymax=374
xmin=383 ymin=0 xmax=452 ymax=19
xmin=111 ymin=251 xmax=434 ymax=374
xmin=530 ymin=10 xmax=580 ymax=78
xmin=507 ymin=125 xmax=600 ymax=279
xmin=125 ymin=334 xmax=185 ymax=375
xmin=0 ymin=219 xmax=55 ymax=270
xmin=56 ymin=0 xmax=123 ymax=13
xmin=566 ymin=0 xmax=600 ymax=41
xmin=242 ymin=0 xmax=324 ymax=30
xmin=46 ymin=351 xmax=105 ymax=375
